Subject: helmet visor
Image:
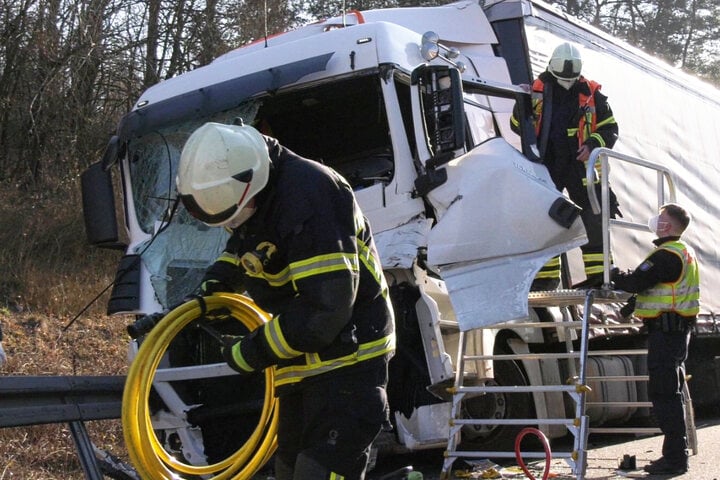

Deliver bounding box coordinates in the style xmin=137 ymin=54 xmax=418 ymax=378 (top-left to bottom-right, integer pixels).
xmin=179 ymin=193 xmax=238 ymax=226
xmin=549 ymin=57 xmax=582 ymax=79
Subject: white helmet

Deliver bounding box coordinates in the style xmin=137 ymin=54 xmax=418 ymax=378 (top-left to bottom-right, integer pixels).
xmin=177 ymin=122 xmax=270 ymax=227
xmin=548 ymin=42 xmax=582 ymax=88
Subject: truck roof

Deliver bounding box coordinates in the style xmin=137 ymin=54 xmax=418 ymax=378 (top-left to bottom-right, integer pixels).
xmin=121 ymin=2 xmax=502 ymax=141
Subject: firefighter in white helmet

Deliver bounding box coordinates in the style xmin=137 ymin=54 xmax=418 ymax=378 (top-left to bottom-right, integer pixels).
xmin=511 ymin=42 xmax=620 ymax=290
xmin=176 ymin=121 xmax=395 ymax=480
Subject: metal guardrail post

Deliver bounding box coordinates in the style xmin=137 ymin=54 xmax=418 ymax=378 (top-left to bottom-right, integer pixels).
xmin=69 ymin=420 xmax=104 ymax=480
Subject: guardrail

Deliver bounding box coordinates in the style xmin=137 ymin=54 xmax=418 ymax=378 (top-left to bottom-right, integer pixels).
xmin=0 ymin=375 xmax=126 ymax=479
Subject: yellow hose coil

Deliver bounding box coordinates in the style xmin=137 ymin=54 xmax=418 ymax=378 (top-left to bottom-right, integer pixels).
xmin=122 ymin=293 xmax=278 ymax=479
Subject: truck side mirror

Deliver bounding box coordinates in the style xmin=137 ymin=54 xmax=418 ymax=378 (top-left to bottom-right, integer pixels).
xmin=411 ymin=65 xmax=466 ymax=162
xmin=81 ymin=161 xmax=125 ymax=249
xmin=410 ymin=65 xmax=465 ymax=196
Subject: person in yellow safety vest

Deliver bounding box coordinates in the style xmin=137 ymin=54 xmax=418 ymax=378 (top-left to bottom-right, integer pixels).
xmin=176 ymin=121 xmax=395 ymax=480
xmin=612 ymin=203 xmax=699 ymax=475
xmin=511 ymin=42 xmax=620 ymax=290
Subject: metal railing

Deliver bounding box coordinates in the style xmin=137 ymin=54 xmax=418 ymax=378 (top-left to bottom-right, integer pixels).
xmin=586 ymin=147 xmax=677 ymax=286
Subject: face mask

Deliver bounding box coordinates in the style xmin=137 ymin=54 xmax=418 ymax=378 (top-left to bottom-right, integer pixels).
xmin=556 ymin=78 xmax=576 ymax=90
xmin=648 ymin=214 xmax=670 ymax=235
xmin=225 ymin=206 xmax=257 ymax=229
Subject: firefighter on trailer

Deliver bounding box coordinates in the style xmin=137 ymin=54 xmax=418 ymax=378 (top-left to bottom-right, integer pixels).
xmin=613 ymin=203 xmax=699 ymax=475
xmin=511 ymin=41 xmax=620 ymax=290
xmin=176 ymin=121 xmax=395 ymax=480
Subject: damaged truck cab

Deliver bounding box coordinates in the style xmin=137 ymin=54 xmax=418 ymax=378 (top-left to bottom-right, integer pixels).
xmin=83 ymin=1 xmax=588 ymax=460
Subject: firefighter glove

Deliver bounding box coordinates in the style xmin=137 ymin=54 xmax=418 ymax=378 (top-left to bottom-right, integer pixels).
xmin=221 ymin=335 xmax=256 ymax=375
xmin=200 ymin=279 xmax=226 ymax=296
xmin=620 ymin=295 xmax=636 ymax=319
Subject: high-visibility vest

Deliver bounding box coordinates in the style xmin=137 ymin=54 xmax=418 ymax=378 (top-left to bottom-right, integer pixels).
xmin=531 ymin=76 xmax=601 ymax=147
xmin=531 ymin=77 xmax=608 ymax=184
xmin=635 ymin=240 xmax=700 ymax=318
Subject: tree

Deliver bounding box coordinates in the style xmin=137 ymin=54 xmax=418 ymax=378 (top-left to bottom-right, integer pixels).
xmin=1 ymin=0 xmax=718 ymax=186
xmin=550 ymin=0 xmax=720 ymax=86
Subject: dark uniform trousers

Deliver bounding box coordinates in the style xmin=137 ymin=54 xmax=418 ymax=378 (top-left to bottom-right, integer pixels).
xmin=274 ymin=359 xmax=390 ymax=480
xmin=646 ymin=314 xmax=692 ymax=466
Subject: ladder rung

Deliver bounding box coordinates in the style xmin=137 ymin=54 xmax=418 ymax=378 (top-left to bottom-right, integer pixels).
xmin=446 ymin=450 xmax=576 ymax=459
xmin=488 ymin=321 xmax=584 ymax=329
xmin=455 ymin=385 xmax=579 ymax=394
xmin=488 ymin=321 xmax=641 ymax=330
xmin=588 ymin=349 xmax=647 ymax=356
xmin=586 ymin=375 xmax=649 ymax=381
xmin=463 ymin=348 xmax=647 ymax=361
xmin=452 ymin=418 xmax=575 ymax=426
xmin=443 ymin=320 xmax=643 ymax=331
xmin=586 ymin=401 xmax=652 ymax=407
xmin=464 ymin=352 xmax=578 ymax=361
xmin=590 ymin=427 xmax=660 ymax=434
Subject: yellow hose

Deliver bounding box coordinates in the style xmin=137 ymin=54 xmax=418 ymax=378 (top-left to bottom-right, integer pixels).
xmin=122 ymin=293 xmax=278 ymax=479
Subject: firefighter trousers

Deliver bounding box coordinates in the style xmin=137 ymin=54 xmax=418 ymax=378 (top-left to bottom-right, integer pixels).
xmin=274 ymin=361 xmax=390 ymax=480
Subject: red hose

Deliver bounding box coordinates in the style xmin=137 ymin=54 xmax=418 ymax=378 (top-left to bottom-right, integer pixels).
xmin=514 ymin=427 xmax=552 ymax=480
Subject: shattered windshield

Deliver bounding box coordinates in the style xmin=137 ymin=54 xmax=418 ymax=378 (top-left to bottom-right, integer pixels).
xmin=124 ymin=71 xmax=391 ymax=308
xmin=127 ymin=102 xmax=260 ymax=308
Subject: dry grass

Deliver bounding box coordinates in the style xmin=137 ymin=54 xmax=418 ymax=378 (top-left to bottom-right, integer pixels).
xmin=0 ymin=181 xmax=132 ymax=479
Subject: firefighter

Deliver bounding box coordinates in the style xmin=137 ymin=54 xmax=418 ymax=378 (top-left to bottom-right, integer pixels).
xmin=612 ymin=203 xmax=699 ymax=475
xmin=176 ymin=122 xmax=395 ymax=480
xmin=511 ymin=42 xmax=620 ymax=289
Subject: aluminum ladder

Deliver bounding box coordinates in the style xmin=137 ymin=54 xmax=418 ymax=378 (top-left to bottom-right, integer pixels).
xmin=439 ymin=287 xmax=697 ymax=479
xmin=439 ymin=289 xmax=607 ymax=479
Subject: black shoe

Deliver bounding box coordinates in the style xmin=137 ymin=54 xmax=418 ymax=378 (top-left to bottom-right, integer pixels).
xmin=643 ymin=457 xmax=688 ymax=475
xmin=572 ymin=273 xmax=604 ymax=289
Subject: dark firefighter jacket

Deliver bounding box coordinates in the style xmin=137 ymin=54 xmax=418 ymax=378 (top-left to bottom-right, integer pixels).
xmin=512 ymin=72 xmax=618 ymax=156
xmin=199 ymin=137 xmax=395 ymax=395
xmin=511 ymin=72 xmax=618 ymax=185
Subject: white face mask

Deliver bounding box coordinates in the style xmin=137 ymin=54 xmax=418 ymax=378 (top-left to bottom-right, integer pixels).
xmin=556 ymin=78 xmax=576 ymax=90
xmin=648 ymin=214 xmax=670 ymax=235
xmin=225 ymin=206 xmax=257 ymax=229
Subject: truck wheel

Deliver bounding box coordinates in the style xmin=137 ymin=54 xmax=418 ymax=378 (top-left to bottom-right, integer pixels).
xmin=459 ymin=352 xmax=534 ymax=452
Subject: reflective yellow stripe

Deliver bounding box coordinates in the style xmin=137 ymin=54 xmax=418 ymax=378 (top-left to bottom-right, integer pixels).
xmin=535 ymin=270 xmax=560 ymax=279
xmin=289 ymin=253 xmax=359 ymax=284
xmin=583 ymin=252 xmax=604 ymax=263
xmin=535 ymin=256 xmax=561 ymax=279
xmin=243 ymin=265 xmax=291 ymax=286
xmin=596 ymin=115 xmax=616 ymax=128
xmin=541 ymin=257 xmax=561 ymax=268
xmin=330 ymin=473 xmax=345 ymax=480
xmin=263 ymin=316 xmax=302 ymax=359
xmin=274 ymin=333 xmax=396 ymax=387
xmin=589 ymin=132 xmax=606 ymax=147
xmin=230 ymin=343 xmax=254 ymax=373
xmin=357 ymin=237 xmax=389 ymax=299
xmin=218 ymin=252 xmax=241 ymax=267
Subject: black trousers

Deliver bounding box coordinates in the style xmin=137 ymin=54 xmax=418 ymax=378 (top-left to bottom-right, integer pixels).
xmin=275 ymin=361 xmax=389 ymax=480
xmin=647 ymin=328 xmax=691 ymax=465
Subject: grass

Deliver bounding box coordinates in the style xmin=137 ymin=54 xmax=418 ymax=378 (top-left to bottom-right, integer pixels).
xmin=0 ymin=180 xmax=131 ymax=479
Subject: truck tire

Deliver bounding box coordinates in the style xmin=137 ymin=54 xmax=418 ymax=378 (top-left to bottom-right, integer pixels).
xmin=459 ymin=342 xmax=535 ymax=452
